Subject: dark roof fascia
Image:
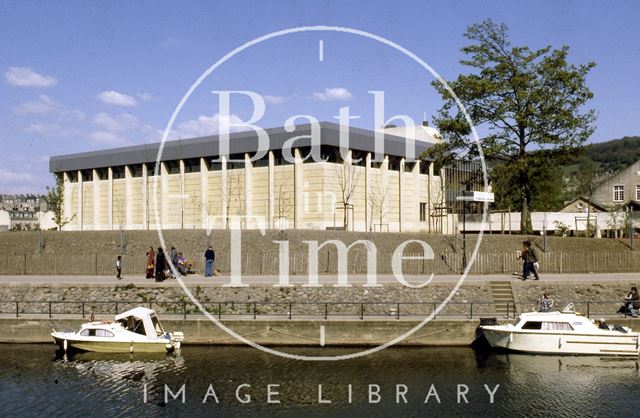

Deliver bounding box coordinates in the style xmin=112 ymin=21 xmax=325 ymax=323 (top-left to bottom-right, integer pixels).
xmin=49 ymin=122 xmax=434 ymax=173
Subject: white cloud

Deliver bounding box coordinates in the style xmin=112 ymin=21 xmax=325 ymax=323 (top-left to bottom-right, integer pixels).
xmin=13 ymin=95 xmax=57 ymax=115
xmin=312 ymin=87 xmax=353 ymax=101
xmin=97 ymin=90 xmax=138 ymax=107
xmin=0 ymin=168 xmax=42 ymax=193
xmin=174 ymin=113 xmax=244 ymax=138
xmin=92 ymin=112 xmax=141 ymax=131
xmin=5 ymin=67 xmax=58 ymax=87
xmin=12 ymin=95 xmax=84 ymax=138
xmin=264 ymin=95 xmax=288 ymax=105
xmin=137 ymin=92 xmax=156 ymax=102
xmin=88 ymin=131 xmax=130 ymax=146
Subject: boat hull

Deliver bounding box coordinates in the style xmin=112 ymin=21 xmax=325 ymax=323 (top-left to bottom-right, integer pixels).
xmin=52 ymin=335 xmax=173 ymax=353
xmin=482 ymin=327 xmax=640 ymax=356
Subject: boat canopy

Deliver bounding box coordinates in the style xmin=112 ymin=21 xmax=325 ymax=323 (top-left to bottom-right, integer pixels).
xmin=115 ymin=307 xmax=165 ymax=338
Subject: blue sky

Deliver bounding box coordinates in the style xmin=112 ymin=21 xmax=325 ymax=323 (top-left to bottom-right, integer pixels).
xmin=1 ymin=0 xmax=639 ymax=193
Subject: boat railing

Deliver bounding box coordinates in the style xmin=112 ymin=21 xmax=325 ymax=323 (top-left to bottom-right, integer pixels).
xmin=0 ymin=299 xmax=635 ymax=321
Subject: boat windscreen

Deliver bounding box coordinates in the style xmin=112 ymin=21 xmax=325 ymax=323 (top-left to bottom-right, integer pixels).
xmin=119 ymin=317 xmax=147 ymax=336
xmin=150 ymin=314 xmax=164 ymax=336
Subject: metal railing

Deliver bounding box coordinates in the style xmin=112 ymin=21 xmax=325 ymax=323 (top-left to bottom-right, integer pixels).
xmin=1 ymin=299 xmax=634 ymax=321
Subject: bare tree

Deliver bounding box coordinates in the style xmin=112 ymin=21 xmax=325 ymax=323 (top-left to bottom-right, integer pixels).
xmin=223 ymin=170 xmax=244 ymax=229
xmin=334 ymin=162 xmax=360 ymax=230
xmin=274 ymin=180 xmax=292 ymax=229
xmin=112 ymin=192 xmax=127 ymax=230
xmin=368 ymin=174 xmax=391 ymax=232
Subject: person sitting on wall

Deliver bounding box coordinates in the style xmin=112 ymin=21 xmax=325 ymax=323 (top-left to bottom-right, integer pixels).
xmin=618 ymin=286 xmax=640 ymax=317
xmin=176 ymin=252 xmax=188 ymax=276
xmin=537 ymin=292 xmax=554 ymax=312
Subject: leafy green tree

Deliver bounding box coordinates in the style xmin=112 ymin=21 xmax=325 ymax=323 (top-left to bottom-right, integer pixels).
xmin=428 ymin=19 xmax=596 ymax=233
xmin=46 ymin=173 xmax=72 ymax=230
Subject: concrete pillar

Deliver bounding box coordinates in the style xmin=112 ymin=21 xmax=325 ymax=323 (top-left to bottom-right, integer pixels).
xmin=179 ymin=160 xmax=185 ymax=229
xmin=125 ymin=165 xmax=132 ymax=230
xmin=107 ymin=167 xmax=113 ymax=230
xmin=365 ymin=152 xmax=371 ymax=232
xmin=382 ymin=156 xmax=389 ymax=231
xmin=399 ymin=157 xmax=405 ymax=232
xmin=63 ymin=172 xmax=71 ymax=230
xmin=413 ymin=160 xmax=421 ymax=230
xmin=92 ymin=169 xmax=100 ymax=230
xmin=268 ymin=151 xmax=275 ymax=229
xmin=200 ymin=158 xmax=208 ymax=229
xmin=221 ymin=155 xmax=227 ymax=229
xmin=142 ymin=163 xmax=148 ymax=230
xmin=428 ymin=161 xmax=434 ymax=233
xmin=294 ymin=148 xmax=303 ymax=229
xmin=77 ymin=170 xmax=83 ymax=231
xmin=161 ymin=162 xmax=169 ymax=228
xmin=244 ymin=153 xmax=253 ymax=226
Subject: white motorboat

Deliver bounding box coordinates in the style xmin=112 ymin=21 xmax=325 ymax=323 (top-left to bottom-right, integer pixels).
xmin=480 ymin=304 xmax=640 ymax=356
xmin=51 ymin=307 xmax=184 ymax=353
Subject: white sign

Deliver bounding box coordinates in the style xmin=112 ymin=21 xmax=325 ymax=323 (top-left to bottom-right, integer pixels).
xmin=456 ymin=191 xmax=495 ymax=202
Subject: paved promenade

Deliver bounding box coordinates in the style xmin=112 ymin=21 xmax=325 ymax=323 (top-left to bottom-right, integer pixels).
xmin=0 ymin=272 xmax=638 ymax=286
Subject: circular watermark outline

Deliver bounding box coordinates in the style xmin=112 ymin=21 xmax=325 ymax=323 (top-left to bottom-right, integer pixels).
xmin=152 ymin=25 xmax=488 ymax=361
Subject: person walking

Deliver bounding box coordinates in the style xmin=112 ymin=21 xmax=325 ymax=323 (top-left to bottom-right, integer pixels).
xmin=519 ymin=240 xmax=540 ymax=281
xmin=155 ymin=247 xmax=166 ymax=282
xmin=538 ymin=292 xmax=554 ymax=312
xmin=116 ymin=255 xmax=122 ymax=280
xmin=204 ymin=246 xmax=215 ymax=277
xmin=145 ymin=247 xmax=155 ymax=279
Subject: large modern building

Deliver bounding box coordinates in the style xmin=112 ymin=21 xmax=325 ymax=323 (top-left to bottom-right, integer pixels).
xmin=49 ymin=122 xmax=452 ymax=232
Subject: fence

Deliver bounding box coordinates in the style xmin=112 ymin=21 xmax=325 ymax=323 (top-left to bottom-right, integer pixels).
xmin=0 ymin=299 xmax=629 ymax=320
xmin=1 ymin=250 xmax=640 ymax=276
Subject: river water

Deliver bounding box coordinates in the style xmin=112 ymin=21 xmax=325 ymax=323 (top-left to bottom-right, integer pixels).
xmin=0 ymin=344 xmax=638 ymax=417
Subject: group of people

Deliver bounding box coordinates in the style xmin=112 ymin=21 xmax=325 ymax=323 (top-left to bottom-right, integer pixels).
xmin=145 ymin=246 xmax=194 ymax=282
xmin=141 ymin=245 xmax=215 ymax=282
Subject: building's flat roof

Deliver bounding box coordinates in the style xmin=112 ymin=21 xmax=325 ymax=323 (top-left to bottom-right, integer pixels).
xmin=49 ymin=122 xmax=434 ymax=173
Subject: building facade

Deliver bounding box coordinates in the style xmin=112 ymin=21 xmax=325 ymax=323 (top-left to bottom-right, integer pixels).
xmin=592 ymin=160 xmax=640 ymax=208
xmin=50 ymin=122 xmax=449 ymax=232
xmin=0 ymin=194 xmax=47 ymax=230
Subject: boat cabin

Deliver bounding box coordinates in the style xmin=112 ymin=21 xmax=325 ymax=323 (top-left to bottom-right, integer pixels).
xmin=115 ymin=307 xmax=166 ymax=338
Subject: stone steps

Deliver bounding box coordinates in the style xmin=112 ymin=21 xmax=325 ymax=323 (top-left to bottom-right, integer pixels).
xmin=489 ymin=281 xmax=515 ymax=315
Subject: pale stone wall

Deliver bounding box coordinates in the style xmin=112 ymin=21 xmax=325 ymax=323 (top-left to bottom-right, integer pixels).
xmin=60 ymin=154 xmax=444 ymax=232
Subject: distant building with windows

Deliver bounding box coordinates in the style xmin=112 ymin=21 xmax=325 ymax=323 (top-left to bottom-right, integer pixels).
xmin=49 ymin=122 xmax=455 ymax=233
xmin=591 ymin=160 xmax=640 ymax=209
xmin=0 ymin=194 xmax=47 ymax=230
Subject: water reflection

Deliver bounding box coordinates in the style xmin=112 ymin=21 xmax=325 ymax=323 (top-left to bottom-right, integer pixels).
xmin=0 ymin=345 xmax=639 ymax=417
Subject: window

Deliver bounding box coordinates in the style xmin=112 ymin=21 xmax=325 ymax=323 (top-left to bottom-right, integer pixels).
xmin=80 ymin=328 xmax=114 ymax=337
xmin=521 ymin=321 xmax=542 ymax=330
xmin=67 ymin=171 xmax=78 ymax=183
xmin=613 ymin=185 xmax=624 ymax=202
xmin=95 ymin=168 xmax=109 ymax=180
xmin=419 ymin=202 xmax=427 ymax=222
xmin=112 ymin=166 xmax=125 ymax=179
xmin=183 ymin=158 xmax=201 ymax=173
xmin=636 ymin=185 xmax=640 ymax=201
xmin=165 ymin=160 xmax=180 ymax=174
xmin=541 ymin=322 xmax=573 ymax=331
xmin=80 ymin=169 xmax=93 ymax=181
xmin=129 ymin=164 xmax=143 ymax=177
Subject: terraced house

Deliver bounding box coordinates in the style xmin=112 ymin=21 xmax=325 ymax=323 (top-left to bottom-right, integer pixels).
xmin=49 ymin=122 xmax=452 ymax=233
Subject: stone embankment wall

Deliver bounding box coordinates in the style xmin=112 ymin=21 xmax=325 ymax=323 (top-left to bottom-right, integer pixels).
xmin=0 ymin=229 xmax=635 ymax=275
xmin=1 ymin=280 xmax=638 ymax=319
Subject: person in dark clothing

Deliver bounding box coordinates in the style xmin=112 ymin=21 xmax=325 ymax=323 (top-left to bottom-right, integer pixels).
xmin=519 ymin=240 xmax=539 ymax=281
xmin=618 ymin=286 xmax=640 ymax=316
xmin=204 ymin=246 xmax=215 ymax=277
xmin=116 ymin=255 xmax=122 ymax=280
xmin=170 ymin=247 xmax=178 ymax=266
xmin=155 ymin=247 xmax=166 ymax=282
